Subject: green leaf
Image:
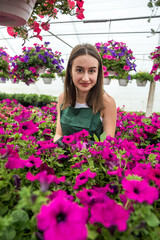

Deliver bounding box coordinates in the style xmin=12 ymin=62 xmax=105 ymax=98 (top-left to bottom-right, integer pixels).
xmin=88 ymin=228 xmax=99 ymax=240
xmin=11 ymin=209 xmax=29 ymax=231
xmin=147 ymin=2 xmax=153 ymax=8
xmin=100 ymin=132 xmax=107 ymax=141
xmin=146 ymin=212 xmax=160 ymax=227
xmin=93 ymin=134 xmax=99 ymax=142
xmin=0 ymin=227 xmax=16 ymax=240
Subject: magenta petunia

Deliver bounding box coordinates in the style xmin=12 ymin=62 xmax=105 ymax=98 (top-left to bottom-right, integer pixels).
xmin=5 ymin=156 xmax=26 ymax=169
xmin=122 ymin=178 xmax=159 ymax=204
xmin=19 ymin=120 xmax=39 ymax=136
xmin=25 ymin=155 xmax=43 ymax=168
xmin=62 ymin=135 xmax=75 ymax=144
xmin=73 ymin=168 xmax=97 ymax=190
xmin=37 ymin=193 xmax=88 ymax=240
xmin=90 ymin=198 xmax=129 ymax=231
xmin=26 ymin=171 xmax=65 ymax=192
xmin=76 ymin=188 xmax=109 ymax=207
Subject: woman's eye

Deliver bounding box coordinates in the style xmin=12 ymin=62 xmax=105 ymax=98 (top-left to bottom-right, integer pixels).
xmin=89 ymin=69 xmax=95 ymax=73
xmin=77 ymin=69 xmax=82 ymax=73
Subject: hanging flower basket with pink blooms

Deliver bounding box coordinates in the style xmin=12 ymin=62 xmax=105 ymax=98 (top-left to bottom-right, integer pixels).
xmin=6 ymin=0 xmax=85 ymax=42
xmin=149 ymin=46 xmax=160 ymax=81
xmin=95 ymin=40 xmax=136 ymax=81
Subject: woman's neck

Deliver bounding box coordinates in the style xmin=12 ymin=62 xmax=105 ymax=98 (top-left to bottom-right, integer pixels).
xmin=76 ymin=91 xmax=88 ymax=104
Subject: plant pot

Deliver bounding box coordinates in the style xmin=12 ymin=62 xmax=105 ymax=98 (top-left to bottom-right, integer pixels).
xmin=61 ymin=76 xmax=65 ymax=83
xmin=108 ymin=71 xmax=115 ymax=76
xmin=0 ymin=77 xmax=6 ymax=83
xmin=42 ymin=78 xmax=53 ymax=84
xmin=0 ymin=0 xmax=36 ymax=27
xmin=11 ymin=78 xmax=19 ymax=84
xmin=103 ymin=78 xmax=111 ymax=85
xmin=38 ymin=66 xmax=46 ymax=75
xmin=136 ymin=80 xmax=147 ymax=87
xmin=118 ymin=79 xmax=128 ymax=86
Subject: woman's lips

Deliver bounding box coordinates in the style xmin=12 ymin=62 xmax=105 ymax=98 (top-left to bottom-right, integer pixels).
xmin=81 ymin=83 xmax=89 ymax=87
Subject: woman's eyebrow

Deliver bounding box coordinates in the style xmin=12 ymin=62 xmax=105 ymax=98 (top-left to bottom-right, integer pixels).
xmin=75 ymin=66 xmax=97 ymax=69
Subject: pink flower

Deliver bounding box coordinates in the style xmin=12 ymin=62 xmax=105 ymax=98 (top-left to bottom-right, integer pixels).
xmin=26 ymin=171 xmax=65 ymax=192
xmin=154 ymin=74 xmax=160 ymax=81
xmin=90 ymin=198 xmax=129 ymax=232
xmin=103 ymin=54 xmax=113 ymax=59
xmin=73 ymin=168 xmax=97 ymax=189
xmin=18 ymin=120 xmax=39 ymax=136
xmin=123 ymin=65 xmax=130 ymax=71
xmin=62 ymin=135 xmax=75 ymax=144
xmin=37 ymin=193 xmax=88 ymax=240
xmin=41 ymin=22 xmax=50 ymax=31
xmin=25 ymin=155 xmax=42 ymax=168
xmin=122 ymin=178 xmax=159 ymax=204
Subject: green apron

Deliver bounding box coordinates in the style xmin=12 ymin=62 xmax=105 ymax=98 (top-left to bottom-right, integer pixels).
xmin=60 ymin=106 xmax=103 ymax=138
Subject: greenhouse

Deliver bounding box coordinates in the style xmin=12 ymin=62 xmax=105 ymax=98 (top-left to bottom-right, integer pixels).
xmin=0 ymin=0 xmax=160 ymax=240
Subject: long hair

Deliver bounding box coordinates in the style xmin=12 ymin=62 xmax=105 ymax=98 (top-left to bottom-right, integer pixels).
xmin=62 ymin=43 xmax=104 ymax=114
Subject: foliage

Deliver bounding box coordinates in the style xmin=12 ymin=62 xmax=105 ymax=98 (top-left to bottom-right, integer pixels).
xmin=0 ymin=99 xmax=160 ymax=239
xmin=7 ymin=0 xmax=85 ymax=42
xmin=0 ymin=47 xmax=10 ymax=79
xmin=95 ymin=40 xmax=136 ymax=80
xmin=40 ymin=72 xmax=56 ymax=78
xmin=131 ymin=72 xmax=154 ymax=82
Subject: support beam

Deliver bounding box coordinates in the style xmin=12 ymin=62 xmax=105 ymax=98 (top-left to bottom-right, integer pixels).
xmin=146 ymin=81 xmax=156 ymax=117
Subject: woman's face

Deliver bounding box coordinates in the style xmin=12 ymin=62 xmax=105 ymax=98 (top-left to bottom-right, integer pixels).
xmin=71 ymin=54 xmax=99 ymax=95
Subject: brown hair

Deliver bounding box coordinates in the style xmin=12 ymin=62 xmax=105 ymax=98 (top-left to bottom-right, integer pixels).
xmin=62 ymin=43 xmax=104 ymax=113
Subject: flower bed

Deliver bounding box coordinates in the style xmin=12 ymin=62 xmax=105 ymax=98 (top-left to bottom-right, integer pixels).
xmin=0 ymin=99 xmax=160 ymax=240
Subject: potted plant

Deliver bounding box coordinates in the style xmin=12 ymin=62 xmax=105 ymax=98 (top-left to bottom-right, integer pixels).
xmin=114 ymin=73 xmax=131 ymax=86
xmin=131 ymin=72 xmax=154 ymax=86
xmin=58 ymin=70 xmax=66 ymax=83
xmin=40 ymin=72 xmax=56 ymax=84
xmin=103 ymin=75 xmax=112 ymax=85
xmin=149 ymin=45 xmax=160 ymax=81
xmin=0 ymin=47 xmax=10 ymax=83
xmin=10 ymin=42 xmax=64 ymax=85
xmin=6 ymin=0 xmax=85 ymax=41
xmin=95 ymin=40 xmax=136 ymax=81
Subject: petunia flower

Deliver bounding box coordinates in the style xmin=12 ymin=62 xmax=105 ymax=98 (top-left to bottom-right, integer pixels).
xmin=18 ymin=120 xmax=39 ymax=136
xmin=26 ymin=171 xmax=65 ymax=192
xmin=122 ymin=178 xmax=159 ymax=204
xmin=73 ymin=168 xmax=97 ymax=190
xmin=25 ymin=155 xmax=43 ymax=168
xmin=90 ymin=198 xmax=129 ymax=232
xmin=37 ymin=193 xmax=88 ymax=240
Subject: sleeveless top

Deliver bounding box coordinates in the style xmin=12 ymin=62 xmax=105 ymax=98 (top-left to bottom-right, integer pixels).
xmin=60 ymin=102 xmax=103 ymax=138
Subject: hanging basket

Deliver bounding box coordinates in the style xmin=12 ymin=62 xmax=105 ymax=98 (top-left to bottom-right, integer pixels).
xmin=11 ymin=78 xmax=19 ymax=84
xmin=61 ymin=76 xmax=65 ymax=83
xmin=136 ymin=80 xmax=147 ymax=87
xmin=42 ymin=78 xmax=53 ymax=84
xmin=103 ymin=78 xmax=111 ymax=85
xmin=118 ymin=79 xmax=128 ymax=86
xmin=0 ymin=0 xmax=37 ymax=27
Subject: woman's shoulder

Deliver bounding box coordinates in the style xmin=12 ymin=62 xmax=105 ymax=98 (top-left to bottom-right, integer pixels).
xmin=103 ymin=91 xmax=116 ymax=107
xmin=58 ymin=92 xmax=64 ymax=105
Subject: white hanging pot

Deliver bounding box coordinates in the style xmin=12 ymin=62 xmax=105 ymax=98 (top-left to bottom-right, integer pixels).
xmin=61 ymin=76 xmax=65 ymax=83
xmin=108 ymin=70 xmax=115 ymax=76
xmin=38 ymin=66 xmax=46 ymax=75
xmin=103 ymin=78 xmax=111 ymax=85
xmin=136 ymin=80 xmax=147 ymax=87
xmin=0 ymin=0 xmax=37 ymax=27
xmin=0 ymin=77 xmax=6 ymax=83
xmin=118 ymin=79 xmax=128 ymax=86
xmin=42 ymin=78 xmax=52 ymax=84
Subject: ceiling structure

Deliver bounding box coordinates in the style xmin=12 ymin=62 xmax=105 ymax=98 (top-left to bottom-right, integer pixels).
xmin=0 ymin=0 xmax=160 ymax=72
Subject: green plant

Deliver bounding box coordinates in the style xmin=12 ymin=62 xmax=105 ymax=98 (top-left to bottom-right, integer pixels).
xmin=40 ymin=72 xmax=56 ymax=78
xmin=57 ymin=70 xmax=66 ymax=77
xmin=131 ymin=72 xmax=154 ymax=82
xmin=0 ymin=71 xmax=9 ymax=79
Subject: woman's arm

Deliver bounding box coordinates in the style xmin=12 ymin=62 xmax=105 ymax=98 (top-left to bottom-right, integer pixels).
xmin=101 ymin=93 xmax=117 ymax=138
xmin=54 ymin=93 xmax=64 ymax=142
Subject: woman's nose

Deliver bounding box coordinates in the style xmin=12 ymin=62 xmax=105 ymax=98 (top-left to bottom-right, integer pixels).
xmin=82 ymin=71 xmax=89 ymax=81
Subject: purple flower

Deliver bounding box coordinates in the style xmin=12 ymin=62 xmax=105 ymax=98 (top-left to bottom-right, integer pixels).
xmin=122 ymin=178 xmax=159 ymax=204
xmin=90 ymin=198 xmax=129 ymax=232
xmin=73 ymin=168 xmax=97 ymax=189
xmin=37 ymin=193 xmax=88 ymax=240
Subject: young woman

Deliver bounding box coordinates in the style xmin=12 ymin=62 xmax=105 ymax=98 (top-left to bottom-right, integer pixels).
xmin=54 ymin=43 xmax=117 ymax=143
